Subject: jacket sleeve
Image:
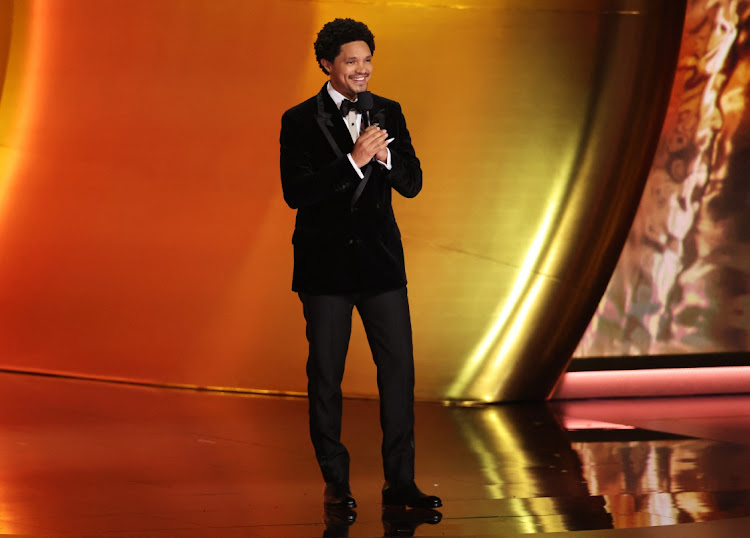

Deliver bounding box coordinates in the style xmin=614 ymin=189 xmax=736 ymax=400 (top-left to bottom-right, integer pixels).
xmin=382 ymin=102 xmax=422 ymax=199
xmin=280 ymin=110 xmax=361 ymax=209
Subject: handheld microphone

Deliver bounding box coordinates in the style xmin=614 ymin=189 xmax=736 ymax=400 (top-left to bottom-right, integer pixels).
xmin=357 ymin=91 xmax=374 ymax=127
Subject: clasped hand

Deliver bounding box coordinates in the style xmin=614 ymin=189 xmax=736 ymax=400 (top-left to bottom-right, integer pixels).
xmin=351 ymin=125 xmax=390 ymax=168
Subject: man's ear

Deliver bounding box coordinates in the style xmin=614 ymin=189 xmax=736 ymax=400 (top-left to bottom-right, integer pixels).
xmin=320 ymin=59 xmax=332 ymax=74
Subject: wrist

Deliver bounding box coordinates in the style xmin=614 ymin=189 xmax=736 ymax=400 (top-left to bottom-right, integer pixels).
xmin=352 ymin=154 xmax=370 ymax=168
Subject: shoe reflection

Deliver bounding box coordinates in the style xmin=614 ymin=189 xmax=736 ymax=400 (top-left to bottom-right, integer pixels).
xmin=323 ymin=506 xmax=357 ymax=537
xmin=381 ymin=505 xmax=443 ymax=536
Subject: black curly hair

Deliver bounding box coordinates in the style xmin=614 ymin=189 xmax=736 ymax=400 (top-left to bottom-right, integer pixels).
xmin=314 ymin=18 xmax=375 ymax=75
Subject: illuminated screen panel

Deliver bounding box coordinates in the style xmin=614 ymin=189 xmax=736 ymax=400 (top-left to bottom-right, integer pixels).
xmin=574 ymin=0 xmax=750 ymax=363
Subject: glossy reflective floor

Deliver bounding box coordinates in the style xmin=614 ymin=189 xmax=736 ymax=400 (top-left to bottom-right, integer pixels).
xmin=1 ymin=372 xmax=749 ymax=536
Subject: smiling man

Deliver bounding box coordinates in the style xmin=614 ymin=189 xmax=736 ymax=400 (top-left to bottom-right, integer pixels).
xmin=280 ymin=18 xmax=441 ymax=511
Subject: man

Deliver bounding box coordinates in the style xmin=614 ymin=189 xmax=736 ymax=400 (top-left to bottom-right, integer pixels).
xmin=279 ymin=18 xmax=441 ymax=510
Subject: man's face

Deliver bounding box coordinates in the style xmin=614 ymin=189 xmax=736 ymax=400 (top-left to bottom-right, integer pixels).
xmin=321 ymin=40 xmax=372 ymax=101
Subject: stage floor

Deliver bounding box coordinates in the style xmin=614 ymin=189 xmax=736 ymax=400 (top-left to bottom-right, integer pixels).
xmin=0 ymin=372 xmax=749 ymax=536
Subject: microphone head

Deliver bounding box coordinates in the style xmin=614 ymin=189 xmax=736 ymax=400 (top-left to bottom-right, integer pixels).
xmin=357 ymin=91 xmax=374 ymax=112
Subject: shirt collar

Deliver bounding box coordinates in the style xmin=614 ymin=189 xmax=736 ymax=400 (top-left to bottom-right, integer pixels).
xmin=327 ymin=82 xmax=359 ymax=112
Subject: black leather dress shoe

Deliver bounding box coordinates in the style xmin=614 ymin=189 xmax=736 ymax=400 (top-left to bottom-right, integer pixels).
xmin=324 ymin=483 xmax=357 ymax=509
xmin=381 ymin=481 xmax=442 ymax=509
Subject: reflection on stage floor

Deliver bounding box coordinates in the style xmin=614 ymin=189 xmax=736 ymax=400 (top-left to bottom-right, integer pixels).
xmin=0 ymin=371 xmax=748 ymax=536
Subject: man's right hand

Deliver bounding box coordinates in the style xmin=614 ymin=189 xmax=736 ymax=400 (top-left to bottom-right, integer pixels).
xmin=351 ymin=126 xmax=389 ymax=168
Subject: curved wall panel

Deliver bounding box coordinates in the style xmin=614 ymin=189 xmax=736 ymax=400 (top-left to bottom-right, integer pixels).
xmin=0 ymin=1 xmax=684 ymax=401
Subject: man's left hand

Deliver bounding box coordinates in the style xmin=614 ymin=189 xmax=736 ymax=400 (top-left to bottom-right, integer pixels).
xmin=374 ymin=133 xmax=392 ymax=163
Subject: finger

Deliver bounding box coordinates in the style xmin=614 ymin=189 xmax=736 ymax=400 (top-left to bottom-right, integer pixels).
xmin=360 ymin=135 xmax=385 ymax=150
xmin=363 ymin=128 xmax=387 ymax=141
xmin=363 ymin=126 xmax=387 ymax=138
xmin=364 ymin=131 xmax=387 ymax=144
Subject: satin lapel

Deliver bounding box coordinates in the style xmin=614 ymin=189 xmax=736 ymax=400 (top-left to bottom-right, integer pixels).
xmin=315 ymin=89 xmax=354 ymax=158
xmin=351 ymin=100 xmax=386 ymax=208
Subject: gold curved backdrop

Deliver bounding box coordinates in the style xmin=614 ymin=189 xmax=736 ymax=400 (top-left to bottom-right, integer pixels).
xmin=0 ymin=0 xmax=685 ymax=402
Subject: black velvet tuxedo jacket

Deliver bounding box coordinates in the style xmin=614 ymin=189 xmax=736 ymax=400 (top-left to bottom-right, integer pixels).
xmin=280 ymin=85 xmax=422 ymax=295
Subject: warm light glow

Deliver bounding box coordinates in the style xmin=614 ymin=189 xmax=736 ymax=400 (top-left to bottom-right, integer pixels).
xmin=448 ymin=188 xmax=569 ymax=401
xmin=0 ymin=1 xmax=34 ymax=220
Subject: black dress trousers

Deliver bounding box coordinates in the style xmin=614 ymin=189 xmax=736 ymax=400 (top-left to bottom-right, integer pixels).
xmin=299 ymin=286 xmax=416 ymax=487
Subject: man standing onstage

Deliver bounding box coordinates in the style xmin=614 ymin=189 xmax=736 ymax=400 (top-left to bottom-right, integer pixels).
xmin=279 ymin=18 xmax=441 ymax=511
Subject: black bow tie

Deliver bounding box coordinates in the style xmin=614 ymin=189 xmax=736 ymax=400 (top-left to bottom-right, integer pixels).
xmin=340 ymin=99 xmax=359 ymax=116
